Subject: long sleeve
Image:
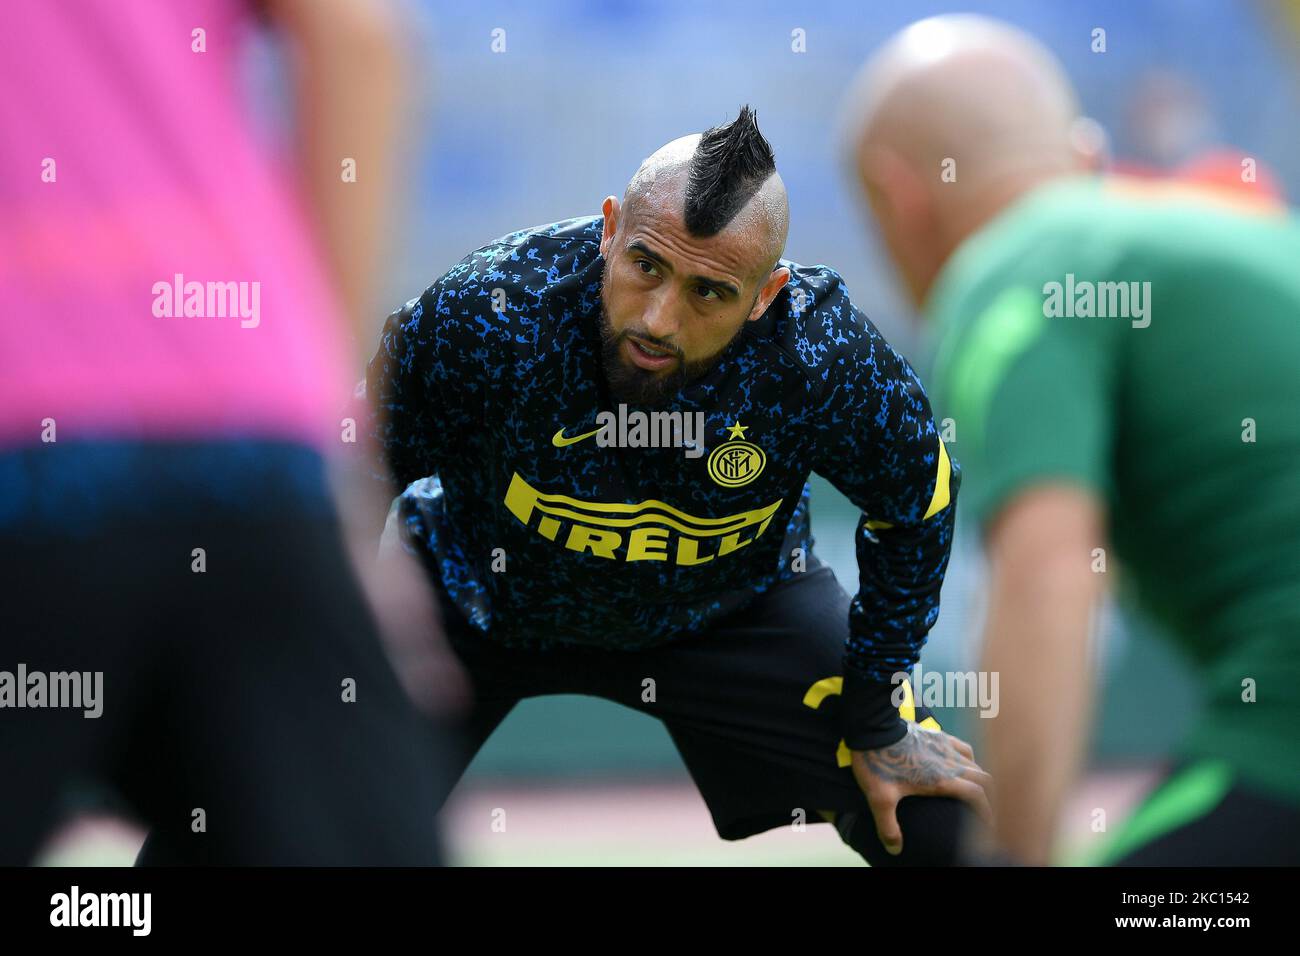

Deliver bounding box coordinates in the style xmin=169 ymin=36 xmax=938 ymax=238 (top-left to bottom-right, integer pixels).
xmin=363 ymin=244 xmax=510 ymax=513
xmin=364 ymin=294 xmax=450 ymax=496
xmin=814 ymin=302 xmax=960 ymax=750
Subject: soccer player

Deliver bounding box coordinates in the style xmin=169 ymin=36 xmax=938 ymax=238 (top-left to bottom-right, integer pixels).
xmin=364 ymin=106 xmax=991 ymax=864
xmin=844 ymin=15 xmax=1300 ymax=864
xmin=0 ymin=0 xmax=451 ymax=864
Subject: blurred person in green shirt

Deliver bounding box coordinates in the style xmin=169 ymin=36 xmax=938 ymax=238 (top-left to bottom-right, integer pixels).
xmin=842 ymin=14 xmax=1300 ymax=865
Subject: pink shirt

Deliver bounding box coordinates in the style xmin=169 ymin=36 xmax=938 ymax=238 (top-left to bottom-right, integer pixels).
xmin=0 ymin=0 xmax=353 ymax=452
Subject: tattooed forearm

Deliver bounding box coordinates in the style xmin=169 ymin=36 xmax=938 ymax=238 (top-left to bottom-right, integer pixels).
xmin=862 ymin=722 xmax=971 ymax=786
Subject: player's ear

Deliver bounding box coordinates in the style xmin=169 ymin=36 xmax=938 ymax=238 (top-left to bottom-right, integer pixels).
xmin=862 ymin=146 xmax=926 ymax=228
xmin=861 ymin=147 xmax=941 ymax=306
xmin=600 ymin=196 xmax=620 ymax=257
xmin=749 ymin=266 xmax=791 ymax=322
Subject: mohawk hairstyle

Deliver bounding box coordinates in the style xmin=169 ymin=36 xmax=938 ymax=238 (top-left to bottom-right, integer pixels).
xmin=683 ymin=105 xmax=777 ymax=237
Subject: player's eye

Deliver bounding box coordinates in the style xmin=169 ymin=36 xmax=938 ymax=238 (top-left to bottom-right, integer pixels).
xmin=635 ymin=258 xmax=658 ymax=276
xmin=695 ymin=285 xmax=720 ymax=301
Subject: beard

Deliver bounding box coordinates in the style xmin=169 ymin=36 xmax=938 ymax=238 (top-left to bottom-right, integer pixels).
xmin=597 ymin=265 xmax=740 ymax=408
xmin=598 ymin=307 xmax=685 ymax=407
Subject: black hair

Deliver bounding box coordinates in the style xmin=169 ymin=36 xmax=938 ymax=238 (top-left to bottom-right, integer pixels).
xmin=683 ymin=105 xmax=777 ymax=237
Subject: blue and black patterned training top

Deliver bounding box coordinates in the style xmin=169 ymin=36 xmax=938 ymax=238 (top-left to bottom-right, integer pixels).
xmin=364 ymin=216 xmax=959 ymax=748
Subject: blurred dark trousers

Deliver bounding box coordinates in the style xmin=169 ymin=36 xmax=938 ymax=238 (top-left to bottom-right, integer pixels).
xmin=0 ymin=440 xmax=446 ymax=865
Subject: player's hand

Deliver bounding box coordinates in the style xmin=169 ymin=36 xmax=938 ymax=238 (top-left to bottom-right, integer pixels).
xmin=850 ymin=722 xmax=993 ymax=856
xmin=361 ymin=529 xmax=471 ymax=717
xmin=333 ymin=456 xmax=471 ymax=718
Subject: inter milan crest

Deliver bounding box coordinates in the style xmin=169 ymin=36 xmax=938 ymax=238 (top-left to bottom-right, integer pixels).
xmin=707 ymin=421 xmax=766 ymax=488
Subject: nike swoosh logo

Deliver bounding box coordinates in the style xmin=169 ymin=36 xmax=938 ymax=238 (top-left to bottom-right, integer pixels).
xmin=552 ymin=427 xmax=601 ymax=448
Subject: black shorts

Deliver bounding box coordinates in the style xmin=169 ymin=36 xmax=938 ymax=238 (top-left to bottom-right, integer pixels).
xmin=0 ymin=440 xmax=447 ymax=866
xmin=433 ymin=559 xmax=975 ymax=865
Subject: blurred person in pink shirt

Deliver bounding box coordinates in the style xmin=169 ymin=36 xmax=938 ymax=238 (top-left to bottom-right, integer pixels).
xmin=0 ymin=0 xmax=457 ymax=865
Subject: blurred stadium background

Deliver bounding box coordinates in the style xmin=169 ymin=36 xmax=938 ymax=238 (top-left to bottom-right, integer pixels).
xmin=48 ymin=0 xmax=1300 ymax=865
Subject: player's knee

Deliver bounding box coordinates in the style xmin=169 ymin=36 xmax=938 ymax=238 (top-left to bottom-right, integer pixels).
xmin=832 ymin=796 xmax=973 ymax=867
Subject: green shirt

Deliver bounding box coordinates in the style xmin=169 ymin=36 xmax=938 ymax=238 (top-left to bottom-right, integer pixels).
xmin=929 ymin=176 xmax=1300 ymax=802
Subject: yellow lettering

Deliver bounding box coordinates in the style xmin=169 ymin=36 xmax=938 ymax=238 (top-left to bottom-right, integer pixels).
xmin=717 ymin=531 xmax=754 ymax=556
xmin=564 ymin=524 xmax=621 ymax=558
xmin=626 ymin=526 xmax=670 ymax=561
xmin=503 ymin=473 xmax=788 ymax=566
xmin=676 ymin=536 xmax=715 ymax=566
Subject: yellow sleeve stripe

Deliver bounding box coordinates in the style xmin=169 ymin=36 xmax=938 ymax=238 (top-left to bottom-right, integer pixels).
xmin=922 ymin=438 xmax=952 ymax=521
xmin=897 ymin=677 xmax=916 ymax=722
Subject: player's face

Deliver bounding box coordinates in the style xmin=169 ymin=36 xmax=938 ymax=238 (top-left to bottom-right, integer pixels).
xmin=598 ymin=198 xmax=775 ymax=406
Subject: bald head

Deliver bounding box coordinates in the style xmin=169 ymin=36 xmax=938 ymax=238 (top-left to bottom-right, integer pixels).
xmin=846 ymin=16 xmax=1085 ymax=191
xmin=842 ymin=16 xmax=1102 ymax=305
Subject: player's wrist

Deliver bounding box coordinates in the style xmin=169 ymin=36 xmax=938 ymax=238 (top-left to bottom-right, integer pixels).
xmin=841 ymin=668 xmax=909 ymax=750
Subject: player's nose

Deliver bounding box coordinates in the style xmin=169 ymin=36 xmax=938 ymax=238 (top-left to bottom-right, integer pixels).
xmin=641 ymin=293 xmax=682 ymax=344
